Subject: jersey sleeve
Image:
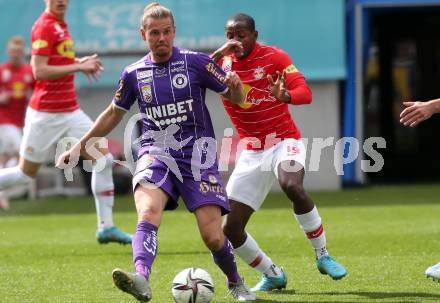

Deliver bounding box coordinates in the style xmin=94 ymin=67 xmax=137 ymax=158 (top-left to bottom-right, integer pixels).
xmin=112 ymin=70 xmax=136 ymax=111
xmin=196 ymin=52 xmax=228 ymax=94
xmin=274 ymin=49 xmax=312 ymax=105
xmin=31 ymin=20 xmax=56 ymax=57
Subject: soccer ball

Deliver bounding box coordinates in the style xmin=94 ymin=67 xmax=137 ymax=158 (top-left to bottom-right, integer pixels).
xmin=171 ymin=267 xmax=214 ymax=303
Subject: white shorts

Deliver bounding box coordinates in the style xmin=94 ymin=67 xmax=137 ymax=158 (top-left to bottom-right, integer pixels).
xmin=20 ymin=107 xmax=93 ymax=163
xmin=226 ymin=138 xmax=306 ymax=211
xmin=0 ymin=124 xmax=22 ymax=155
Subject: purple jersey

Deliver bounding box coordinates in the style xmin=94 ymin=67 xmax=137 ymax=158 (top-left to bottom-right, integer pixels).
xmin=113 ymin=47 xmax=228 ymax=159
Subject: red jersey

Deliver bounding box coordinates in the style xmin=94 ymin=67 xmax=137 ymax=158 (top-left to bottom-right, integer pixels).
xmin=0 ymin=62 xmax=34 ymax=127
xmin=29 ymin=11 xmax=79 ymax=112
xmin=219 ymin=43 xmax=312 ymax=150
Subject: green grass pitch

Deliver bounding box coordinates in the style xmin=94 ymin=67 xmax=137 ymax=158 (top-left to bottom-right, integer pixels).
xmin=1 ymin=185 xmax=440 ymax=302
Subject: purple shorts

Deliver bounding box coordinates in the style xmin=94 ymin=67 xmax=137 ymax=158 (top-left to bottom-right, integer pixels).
xmin=132 ymin=154 xmax=230 ymax=215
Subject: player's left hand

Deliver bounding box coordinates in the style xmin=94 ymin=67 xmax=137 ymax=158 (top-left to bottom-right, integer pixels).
xmin=268 ymin=70 xmax=290 ymax=103
xmin=399 ymin=101 xmax=434 ymax=127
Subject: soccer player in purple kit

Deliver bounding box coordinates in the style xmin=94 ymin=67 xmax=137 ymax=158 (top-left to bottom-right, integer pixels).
xmin=56 ymin=2 xmax=256 ymax=302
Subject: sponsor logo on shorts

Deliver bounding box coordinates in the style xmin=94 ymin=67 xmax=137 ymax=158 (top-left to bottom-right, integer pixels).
xmin=208 ymin=174 xmax=218 ymax=184
xmin=199 ymin=181 xmax=224 ymax=194
xmin=216 ymin=194 xmax=226 ymax=201
xmin=287 ymin=145 xmax=300 ymax=156
xmin=25 ymin=146 xmax=34 ymax=154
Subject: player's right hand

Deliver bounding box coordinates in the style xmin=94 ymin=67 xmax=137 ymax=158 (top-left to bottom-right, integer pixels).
xmin=218 ymin=40 xmax=244 ymax=57
xmin=79 ymin=54 xmax=104 ymax=83
xmin=224 ymin=71 xmax=242 ymax=89
xmin=399 ymin=101 xmax=435 ymax=127
xmin=56 ymin=142 xmax=81 ymax=169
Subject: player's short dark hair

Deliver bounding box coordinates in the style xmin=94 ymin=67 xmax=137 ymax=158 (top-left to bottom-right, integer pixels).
xmin=141 ymin=2 xmax=175 ymax=30
xmin=226 ymin=13 xmax=255 ymax=31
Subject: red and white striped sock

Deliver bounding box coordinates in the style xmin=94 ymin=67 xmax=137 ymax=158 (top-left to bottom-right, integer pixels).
xmin=234 ymin=233 xmax=282 ymax=277
xmin=295 ymin=206 xmax=329 ymax=259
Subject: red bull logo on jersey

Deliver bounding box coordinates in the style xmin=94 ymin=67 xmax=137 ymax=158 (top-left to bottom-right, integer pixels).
xmin=253 ymin=67 xmax=265 ymax=80
xmin=239 ymin=84 xmax=276 ymax=109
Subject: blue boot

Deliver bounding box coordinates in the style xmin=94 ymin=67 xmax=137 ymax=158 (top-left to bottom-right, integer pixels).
xmin=316 ymin=255 xmax=347 ymax=280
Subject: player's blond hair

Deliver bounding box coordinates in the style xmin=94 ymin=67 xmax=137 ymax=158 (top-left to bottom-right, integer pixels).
xmin=140 ymin=2 xmax=174 ymax=30
xmin=7 ymin=36 xmax=24 ymax=48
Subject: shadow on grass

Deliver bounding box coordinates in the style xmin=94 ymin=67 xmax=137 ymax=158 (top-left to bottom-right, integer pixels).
xmin=306 ymin=290 xmax=440 ymax=301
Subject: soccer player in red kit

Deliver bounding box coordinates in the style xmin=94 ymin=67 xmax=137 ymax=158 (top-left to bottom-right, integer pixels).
xmin=211 ymin=13 xmax=347 ymax=291
xmin=0 ymin=36 xmax=34 ymax=210
xmin=0 ymin=0 xmax=131 ymax=244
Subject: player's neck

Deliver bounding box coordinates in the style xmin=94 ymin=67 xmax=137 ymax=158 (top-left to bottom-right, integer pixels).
xmin=46 ymin=9 xmax=65 ymax=21
xmin=8 ymin=61 xmax=21 ymax=69
xmin=150 ymin=50 xmax=173 ymax=64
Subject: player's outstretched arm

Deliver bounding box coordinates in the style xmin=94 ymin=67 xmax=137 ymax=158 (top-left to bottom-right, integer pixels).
xmin=400 ymin=99 xmax=440 ymax=127
xmin=210 ymin=40 xmax=243 ymax=61
xmin=56 ymin=104 xmax=125 ymax=165
xmin=31 ymin=54 xmax=103 ymax=81
xmin=222 ymin=71 xmax=245 ymax=104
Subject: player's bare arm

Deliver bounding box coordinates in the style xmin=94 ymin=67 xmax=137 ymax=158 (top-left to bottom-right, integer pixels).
xmin=0 ymin=90 xmax=11 ymax=105
xmin=400 ymin=99 xmax=440 ymax=127
xmin=56 ymin=104 xmax=125 ymax=166
xmin=210 ymin=40 xmax=243 ymax=61
xmin=222 ymin=71 xmax=245 ymax=104
xmin=31 ymin=54 xmax=103 ymax=82
xmin=267 ymin=70 xmax=291 ymax=103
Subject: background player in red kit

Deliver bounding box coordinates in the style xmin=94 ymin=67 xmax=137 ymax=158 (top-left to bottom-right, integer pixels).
xmin=211 ymin=13 xmax=347 ymax=291
xmin=0 ymin=36 xmax=34 ymax=210
xmin=0 ymin=0 xmax=131 ymax=244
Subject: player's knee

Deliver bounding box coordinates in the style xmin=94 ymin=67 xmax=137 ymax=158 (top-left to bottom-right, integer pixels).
xmin=223 ymin=224 xmax=246 ymax=248
xmin=280 ymin=178 xmax=305 ymax=197
xmin=137 ymin=204 xmax=161 ymax=222
xmin=203 ymin=234 xmax=223 ymax=251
